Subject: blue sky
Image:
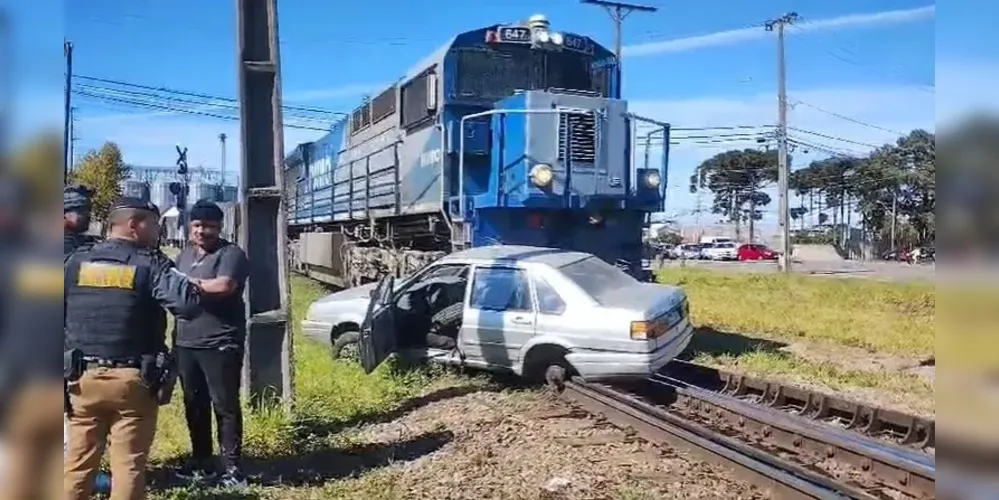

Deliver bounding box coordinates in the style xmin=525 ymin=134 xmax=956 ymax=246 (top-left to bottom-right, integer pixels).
xmin=7 ymin=0 xmax=984 ymax=230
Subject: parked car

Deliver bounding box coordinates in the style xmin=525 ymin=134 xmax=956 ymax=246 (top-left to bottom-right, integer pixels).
xmin=302 ymin=245 xmax=695 ymax=386
xmin=737 ymin=244 xmax=778 ymax=261
xmin=882 ymin=248 xmax=911 ymax=262
xmin=672 ymin=244 xmax=703 ymax=260
xmin=700 ymin=242 xmax=738 ymax=261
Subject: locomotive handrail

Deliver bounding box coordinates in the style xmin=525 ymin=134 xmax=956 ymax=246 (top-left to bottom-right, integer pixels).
xmin=623 ymin=112 xmax=671 ymax=203
xmin=455 ymin=107 xmax=595 ymax=222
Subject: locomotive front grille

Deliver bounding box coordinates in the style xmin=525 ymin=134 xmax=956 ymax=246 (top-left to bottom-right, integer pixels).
xmin=559 ymin=113 xmax=597 ymax=164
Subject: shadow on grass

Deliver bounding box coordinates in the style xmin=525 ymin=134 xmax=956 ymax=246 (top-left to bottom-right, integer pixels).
xmin=148 ymin=373 xmax=504 ymax=492
xmin=677 ymin=326 xmax=788 ymax=360
xmin=149 ymin=430 xmax=454 ymax=490
xmin=247 ymin=429 xmax=454 ymax=487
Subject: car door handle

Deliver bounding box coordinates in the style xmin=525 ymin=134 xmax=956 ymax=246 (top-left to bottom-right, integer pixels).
xmin=510 ymin=316 xmax=532 ymax=325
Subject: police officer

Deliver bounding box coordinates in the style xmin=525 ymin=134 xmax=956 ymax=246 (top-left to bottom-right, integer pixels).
xmin=63 ymin=197 xmax=209 ymax=500
xmin=0 ymin=199 xmax=68 ymax=500
xmin=64 ymin=184 xmax=99 ymax=256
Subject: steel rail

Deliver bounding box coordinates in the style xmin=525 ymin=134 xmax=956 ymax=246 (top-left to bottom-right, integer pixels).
xmin=634 ymin=375 xmax=935 ymax=498
xmin=658 ymin=360 xmax=935 ymax=451
xmin=562 ymin=379 xmax=873 ymax=500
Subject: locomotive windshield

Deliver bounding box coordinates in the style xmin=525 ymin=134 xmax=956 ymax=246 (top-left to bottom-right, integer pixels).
xmin=455 ymin=46 xmax=608 ymax=100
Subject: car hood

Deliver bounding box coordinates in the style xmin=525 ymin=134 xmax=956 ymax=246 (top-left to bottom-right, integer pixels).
xmin=314 ymin=282 xmax=378 ymax=305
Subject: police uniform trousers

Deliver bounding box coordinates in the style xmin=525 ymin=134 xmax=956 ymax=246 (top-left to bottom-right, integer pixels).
xmin=64 ymin=366 xmax=159 ymax=500
xmin=0 ymin=381 xmax=64 ymax=500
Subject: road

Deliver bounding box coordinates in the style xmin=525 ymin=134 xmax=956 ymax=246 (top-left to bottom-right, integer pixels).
xmin=658 ymin=258 xmax=936 ymax=282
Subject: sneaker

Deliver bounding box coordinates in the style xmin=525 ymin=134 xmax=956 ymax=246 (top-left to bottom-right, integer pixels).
xmin=219 ymin=467 xmax=248 ymax=489
xmin=173 ymin=458 xmax=218 ymax=482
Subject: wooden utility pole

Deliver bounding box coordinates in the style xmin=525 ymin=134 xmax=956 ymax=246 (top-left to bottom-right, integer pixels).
xmin=580 ymin=0 xmax=657 ymax=93
xmin=765 ymin=12 xmax=798 ymax=272
xmin=236 ymin=0 xmax=292 ymax=408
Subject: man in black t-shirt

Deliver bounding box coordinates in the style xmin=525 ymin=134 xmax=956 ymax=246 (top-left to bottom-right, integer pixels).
xmin=172 ymin=200 xmax=249 ymax=487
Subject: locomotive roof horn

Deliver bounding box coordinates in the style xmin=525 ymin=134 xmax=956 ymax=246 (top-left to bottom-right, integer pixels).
xmin=527 ymin=14 xmax=551 ymax=30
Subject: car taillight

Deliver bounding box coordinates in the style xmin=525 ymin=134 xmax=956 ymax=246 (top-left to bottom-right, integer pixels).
xmin=630 ymin=321 xmax=664 ymax=340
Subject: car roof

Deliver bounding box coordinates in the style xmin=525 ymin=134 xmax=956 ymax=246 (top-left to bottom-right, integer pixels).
xmin=439 ymin=245 xmax=590 ymax=268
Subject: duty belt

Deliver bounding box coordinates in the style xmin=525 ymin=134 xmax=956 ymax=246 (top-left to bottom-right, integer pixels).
xmin=83 ymin=356 xmax=141 ymax=370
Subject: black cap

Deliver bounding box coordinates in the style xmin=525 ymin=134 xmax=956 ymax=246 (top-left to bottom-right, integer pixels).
xmin=110 ymin=196 xmax=160 ymax=218
xmin=189 ymin=199 xmax=224 ymax=222
xmin=64 ymin=184 xmax=93 ymax=212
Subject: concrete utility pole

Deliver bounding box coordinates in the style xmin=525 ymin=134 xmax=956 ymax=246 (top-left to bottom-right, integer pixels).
xmin=580 ymin=0 xmax=657 ymax=91
xmin=765 ymin=12 xmax=797 ymax=273
xmin=236 ymin=0 xmax=293 ymax=408
xmin=63 ymin=40 xmax=73 ymax=179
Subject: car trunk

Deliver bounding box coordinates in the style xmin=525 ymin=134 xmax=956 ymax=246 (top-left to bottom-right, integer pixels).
xmin=597 ymin=283 xmax=682 ymax=320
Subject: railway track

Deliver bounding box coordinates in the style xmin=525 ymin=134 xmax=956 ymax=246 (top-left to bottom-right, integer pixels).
xmin=656 ymin=360 xmax=935 ymax=452
xmin=560 ymin=377 xmax=935 ymax=499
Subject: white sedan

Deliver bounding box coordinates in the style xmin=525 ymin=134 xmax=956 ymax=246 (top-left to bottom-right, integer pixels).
xmin=700 ymin=242 xmax=738 ymax=261
xmin=301 ymin=245 xmax=695 ymax=386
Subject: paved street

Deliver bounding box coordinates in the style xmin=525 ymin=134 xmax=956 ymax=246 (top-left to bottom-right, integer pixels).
xmin=658 ymin=259 xmax=936 ymax=283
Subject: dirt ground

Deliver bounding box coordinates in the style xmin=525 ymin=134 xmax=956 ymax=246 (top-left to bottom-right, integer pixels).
xmin=780 ymin=340 xmax=934 ymax=381
xmin=325 ymin=387 xmax=767 ymax=500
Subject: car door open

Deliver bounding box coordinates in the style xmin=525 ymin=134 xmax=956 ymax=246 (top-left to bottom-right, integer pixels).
xmin=359 ymin=275 xmax=396 ymax=374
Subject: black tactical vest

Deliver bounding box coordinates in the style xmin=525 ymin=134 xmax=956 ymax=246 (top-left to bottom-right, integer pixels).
xmin=64 ymin=240 xmax=167 ymax=360
xmin=64 ymin=232 xmax=99 ymax=259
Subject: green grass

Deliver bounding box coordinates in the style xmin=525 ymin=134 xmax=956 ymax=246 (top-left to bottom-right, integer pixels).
xmin=146 ymin=276 xmax=489 ymax=499
xmin=657 ymin=267 xmax=936 ymax=412
xmin=658 ymin=267 xmax=935 ymax=357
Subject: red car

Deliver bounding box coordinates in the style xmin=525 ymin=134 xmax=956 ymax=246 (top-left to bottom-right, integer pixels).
xmin=737 ymin=244 xmax=778 ymax=261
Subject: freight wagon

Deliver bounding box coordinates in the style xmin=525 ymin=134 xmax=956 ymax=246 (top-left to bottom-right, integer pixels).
xmin=285 ymin=14 xmax=670 ymax=288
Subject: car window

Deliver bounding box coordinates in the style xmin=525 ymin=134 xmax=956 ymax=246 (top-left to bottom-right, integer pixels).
xmin=559 ymin=256 xmax=637 ymax=305
xmin=422 ymin=264 xmax=470 ymax=280
xmin=469 ymin=267 xmax=533 ymax=312
xmin=533 ymin=275 xmax=566 ymax=315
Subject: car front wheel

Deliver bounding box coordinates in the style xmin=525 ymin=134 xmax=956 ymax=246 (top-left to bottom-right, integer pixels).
xmin=332 ymin=330 xmax=360 ymax=360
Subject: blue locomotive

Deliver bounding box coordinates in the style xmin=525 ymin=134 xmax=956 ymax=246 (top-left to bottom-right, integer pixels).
xmin=284 ymin=14 xmax=670 ymax=287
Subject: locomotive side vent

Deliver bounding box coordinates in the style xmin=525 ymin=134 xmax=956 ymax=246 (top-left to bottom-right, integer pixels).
xmin=559 ymin=112 xmax=597 ymax=163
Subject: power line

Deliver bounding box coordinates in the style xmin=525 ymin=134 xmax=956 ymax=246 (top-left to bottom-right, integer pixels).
xmin=72 ymin=89 xmax=332 ymax=132
xmin=74 ymin=83 xmax=335 ymax=125
xmin=790 ymin=99 xmax=906 ymax=135
xmin=74 ymin=74 xmax=347 ymax=116
xmin=788 ymin=127 xmax=880 ymax=148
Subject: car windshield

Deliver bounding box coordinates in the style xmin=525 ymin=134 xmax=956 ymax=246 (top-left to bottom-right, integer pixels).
xmin=559 ymin=256 xmax=638 ymax=305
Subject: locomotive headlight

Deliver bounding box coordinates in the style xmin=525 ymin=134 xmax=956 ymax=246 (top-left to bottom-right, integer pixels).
xmin=643 ymin=170 xmax=662 ymax=189
xmin=550 ymin=32 xmax=564 ymax=45
xmin=536 ymin=30 xmax=551 ymax=43
xmin=530 ymin=164 xmax=554 ymax=187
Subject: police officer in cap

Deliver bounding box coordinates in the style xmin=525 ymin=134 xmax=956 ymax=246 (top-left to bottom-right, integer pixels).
xmin=64 ymin=184 xmax=99 ymax=256
xmin=63 ymin=196 xmax=218 ymax=500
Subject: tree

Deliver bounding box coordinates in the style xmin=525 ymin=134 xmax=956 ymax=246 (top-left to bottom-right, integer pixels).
xmin=789 ymin=206 xmax=808 ymax=230
xmin=69 ymin=142 xmax=131 ymax=224
xmin=689 ymin=148 xmax=781 ymax=242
